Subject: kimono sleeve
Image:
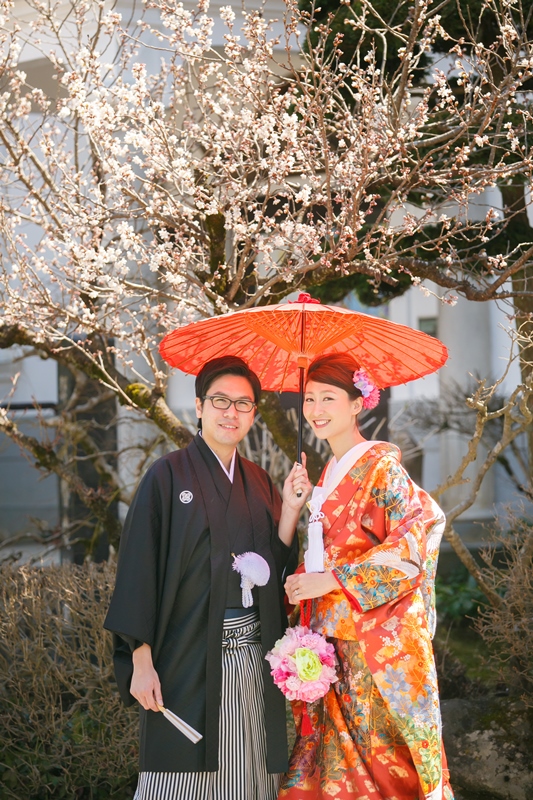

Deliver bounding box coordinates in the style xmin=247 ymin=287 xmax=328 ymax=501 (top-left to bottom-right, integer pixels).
xmin=104 ymin=461 xmax=167 ymax=702
xmin=333 ymin=456 xmax=427 ymax=613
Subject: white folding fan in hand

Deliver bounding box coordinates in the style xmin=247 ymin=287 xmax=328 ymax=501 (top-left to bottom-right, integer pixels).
xmin=157 ymin=705 xmax=202 ymax=744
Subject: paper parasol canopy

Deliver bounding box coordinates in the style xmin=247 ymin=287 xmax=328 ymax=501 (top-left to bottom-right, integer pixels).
xmin=159 ymin=294 xmax=447 ymax=392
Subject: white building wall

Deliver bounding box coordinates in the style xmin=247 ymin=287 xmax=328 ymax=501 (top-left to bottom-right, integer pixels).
xmin=387 ymin=258 xmax=526 ymax=535
xmin=437 ymin=294 xmax=495 ymax=520
xmin=388 ymin=285 xmax=441 ymax=404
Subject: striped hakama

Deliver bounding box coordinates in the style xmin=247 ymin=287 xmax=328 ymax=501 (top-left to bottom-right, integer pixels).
xmin=134 ymin=611 xmax=280 ymax=800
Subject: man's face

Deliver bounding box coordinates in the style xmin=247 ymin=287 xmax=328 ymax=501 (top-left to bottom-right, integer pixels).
xmin=195 ymin=374 xmax=256 ymax=453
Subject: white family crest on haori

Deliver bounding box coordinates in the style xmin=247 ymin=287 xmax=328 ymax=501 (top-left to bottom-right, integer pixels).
xmin=304 ymin=441 xmax=383 ymax=574
xmin=232 ymin=552 xmax=270 ymax=607
xmin=179 ymin=490 xmax=193 ymax=504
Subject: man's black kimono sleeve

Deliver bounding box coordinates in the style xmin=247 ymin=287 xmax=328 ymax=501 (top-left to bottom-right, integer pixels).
xmin=105 ymin=461 xmax=167 ymax=704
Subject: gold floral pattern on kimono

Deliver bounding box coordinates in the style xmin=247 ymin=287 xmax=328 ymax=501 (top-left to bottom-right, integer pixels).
xmin=279 ymin=443 xmax=453 ymax=800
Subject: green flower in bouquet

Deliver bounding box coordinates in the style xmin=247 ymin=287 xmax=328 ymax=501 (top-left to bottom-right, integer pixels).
xmin=294 ymin=647 xmax=323 ymax=682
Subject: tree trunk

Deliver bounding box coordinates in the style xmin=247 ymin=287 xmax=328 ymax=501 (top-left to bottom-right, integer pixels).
xmin=500 ymin=182 xmax=533 ymax=483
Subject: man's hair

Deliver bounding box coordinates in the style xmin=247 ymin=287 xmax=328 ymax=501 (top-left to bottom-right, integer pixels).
xmin=306 ymin=354 xmax=362 ymax=401
xmin=195 ymin=357 xmax=262 ymax=429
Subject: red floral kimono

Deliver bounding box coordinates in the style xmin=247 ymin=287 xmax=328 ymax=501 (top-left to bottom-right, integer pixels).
xmin=279 ymin=443 xmax=454 ymax=800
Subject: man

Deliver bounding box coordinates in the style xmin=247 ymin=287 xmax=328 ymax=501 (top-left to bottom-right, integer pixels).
xmin=105 ymin=356 xmax=310 ymax=800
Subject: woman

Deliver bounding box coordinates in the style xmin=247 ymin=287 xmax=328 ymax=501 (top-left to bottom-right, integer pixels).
xmin=279 ymin=354 xmax=454 ymax=800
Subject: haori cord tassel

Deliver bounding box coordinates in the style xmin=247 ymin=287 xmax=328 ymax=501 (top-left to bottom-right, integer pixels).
xmin=299 ymin=599 xmax=315 ymax=736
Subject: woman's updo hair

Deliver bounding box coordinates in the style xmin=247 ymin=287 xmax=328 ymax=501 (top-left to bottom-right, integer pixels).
xmin=306 ymin=354 xmax=362 ymax=401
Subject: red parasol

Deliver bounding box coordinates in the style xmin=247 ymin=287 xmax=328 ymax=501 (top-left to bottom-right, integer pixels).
xmin=160 ymin=293 xmax=448 ymax=458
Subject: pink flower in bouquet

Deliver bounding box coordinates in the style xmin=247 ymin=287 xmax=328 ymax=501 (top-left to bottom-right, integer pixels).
xmin=298 ymin=676 xmax=334 ymax=704
xmin=265 ymin=625 xmax=338 ymax=703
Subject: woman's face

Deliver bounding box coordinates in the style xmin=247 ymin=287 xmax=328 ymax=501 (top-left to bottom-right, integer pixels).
xmin=303 ymin=380 xmax=363 ymax=442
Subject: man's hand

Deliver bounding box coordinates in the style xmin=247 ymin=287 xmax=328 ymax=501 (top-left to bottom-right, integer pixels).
xmin=131 ymin=643 xmax=163 ymax=712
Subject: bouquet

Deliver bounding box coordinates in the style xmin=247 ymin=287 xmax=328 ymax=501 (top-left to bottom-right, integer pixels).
xmin=265 ymin=616 xmax=337 ymax=734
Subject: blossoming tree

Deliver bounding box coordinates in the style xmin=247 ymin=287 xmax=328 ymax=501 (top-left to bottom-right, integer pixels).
xmin=0 ymin=0 xmax=532 ymax=555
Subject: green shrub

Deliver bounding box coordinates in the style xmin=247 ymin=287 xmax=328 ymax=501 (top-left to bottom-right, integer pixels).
xmin=0 ymin=563 xmax=138 ymax=799
xmin=435 ymin=569 xmax=486 ymax=623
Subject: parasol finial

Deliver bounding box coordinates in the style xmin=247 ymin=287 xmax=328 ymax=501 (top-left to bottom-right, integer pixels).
xmin=292 ymin=292 xmax=321 ymax=304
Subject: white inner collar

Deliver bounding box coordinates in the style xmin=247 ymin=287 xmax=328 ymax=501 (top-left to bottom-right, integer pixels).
xmin=200 ymin=432 xmax=236 ymax=482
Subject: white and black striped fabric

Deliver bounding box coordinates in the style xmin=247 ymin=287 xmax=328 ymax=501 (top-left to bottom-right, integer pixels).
xmin=134 ymin=611 xmax=280 ymax=800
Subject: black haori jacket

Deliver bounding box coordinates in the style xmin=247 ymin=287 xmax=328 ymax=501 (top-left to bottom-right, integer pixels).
xmin=104 ymin=434 xmax=296 ymax=773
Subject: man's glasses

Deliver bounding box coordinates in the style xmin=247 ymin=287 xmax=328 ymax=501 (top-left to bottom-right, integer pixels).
xmin=203 ymin=395 xmax=256 ymax=413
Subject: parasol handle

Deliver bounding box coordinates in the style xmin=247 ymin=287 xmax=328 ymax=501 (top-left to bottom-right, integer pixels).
xmin=296 ymin=366 xmax=305 ymax=498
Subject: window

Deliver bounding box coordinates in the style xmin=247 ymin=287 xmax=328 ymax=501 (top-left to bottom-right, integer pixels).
xmin=418 ymin=317 xmax=438 ymax=338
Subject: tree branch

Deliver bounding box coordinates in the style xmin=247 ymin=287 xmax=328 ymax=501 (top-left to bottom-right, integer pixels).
xmin=0 ymin=323 xmax=193 ymax=448
xmin=122 ymin=383 xmax=193 ymax=449
xmin=432 ymin=380 xmax=532 ymax=607
xmin=0 ymin=408 xmax=123 ymax=548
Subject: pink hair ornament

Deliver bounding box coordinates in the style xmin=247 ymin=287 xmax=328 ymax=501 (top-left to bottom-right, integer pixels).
xmin=353 ymin=369 xmax=380 ymax=410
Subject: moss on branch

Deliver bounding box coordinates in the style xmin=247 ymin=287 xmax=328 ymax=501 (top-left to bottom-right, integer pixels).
xmin=123 ymin=383 xmax=193 ymax=449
